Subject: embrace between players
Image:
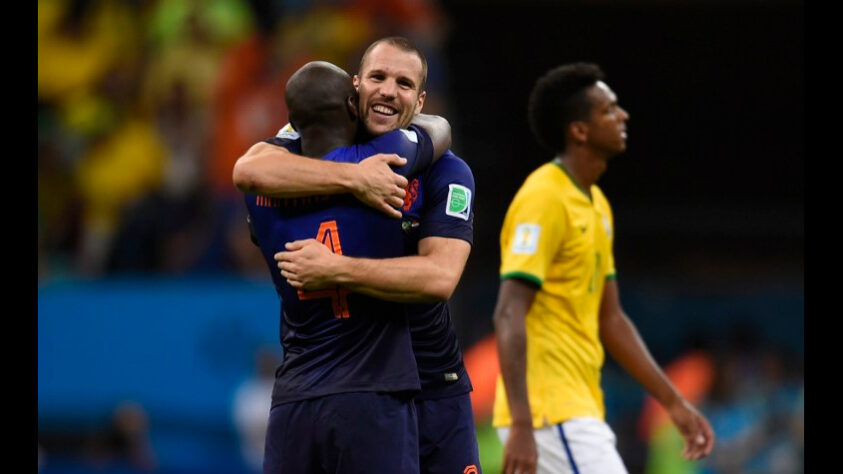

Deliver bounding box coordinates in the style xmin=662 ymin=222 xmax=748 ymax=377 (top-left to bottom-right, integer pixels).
xmin=234 ymin=37 xmax=714 ymax=474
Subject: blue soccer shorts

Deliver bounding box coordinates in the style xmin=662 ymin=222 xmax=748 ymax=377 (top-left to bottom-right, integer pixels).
xmin=416 ymin=393 xmax=481 ymax=474
xmin=264 ymin=391 xmax=419 ymax=474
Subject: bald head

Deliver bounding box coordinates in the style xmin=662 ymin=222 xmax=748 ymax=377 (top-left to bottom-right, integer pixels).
xmin=285 ymin=61 xmax=358 ymax=132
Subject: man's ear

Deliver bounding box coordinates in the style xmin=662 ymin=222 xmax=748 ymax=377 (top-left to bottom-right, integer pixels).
xmin=347 ymin=95 xmax=358 ymax=121
xmin=569 ymin=121 xmax=589 ymax=145
xmin=414 ymin=90 xmax=426 ymax=115
xmin=352 ymin=74 xmax=360 ymax=91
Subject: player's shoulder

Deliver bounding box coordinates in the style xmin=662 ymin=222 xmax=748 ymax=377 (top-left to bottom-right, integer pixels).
xmin=276 ymin=123 xmax=300 ymax=140
xmin=370 ymin=127 xmax=417 ymax=144
xmin=360 ymin=128 xmax=419 ymax=157
xmin=397 ymin=127 xmax=421 ymax=143
xmin=429 ymin=150 xmax=473 ymax=179
xmin=591 ymin=185 xmax=613 ymax=212
xmin=527 ymin=161 xmax=564 ymax=184
xmin=264 ymin=123 xmax=301 ymax=151
xmin=516 ymin=163 xmax=564 ymax=198
xmin=333 ymin=130 xmax=412 ymax=161
xmin=591 ymin=184 xmax=609 ymax=201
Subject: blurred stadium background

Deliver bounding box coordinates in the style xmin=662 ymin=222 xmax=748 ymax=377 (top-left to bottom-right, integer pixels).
xmin=38 ymin=0 xmax=803 ymax=472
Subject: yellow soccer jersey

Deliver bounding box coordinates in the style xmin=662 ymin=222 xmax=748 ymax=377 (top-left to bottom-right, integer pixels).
xmin=493 ymin=161 xmax=617 ymax=428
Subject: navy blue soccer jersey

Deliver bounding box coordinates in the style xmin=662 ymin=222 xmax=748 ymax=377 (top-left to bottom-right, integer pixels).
xmin=400 ymin=151 xmax=476 ymax=400
xmin=245 ymin=126 xmax=434 ymax=407
xmin=266 ymin=126 xmax=475 ymax=401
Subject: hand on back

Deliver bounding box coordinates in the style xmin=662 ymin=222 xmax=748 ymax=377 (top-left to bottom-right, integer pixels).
xmin=351 ymin=153 xmax=409 ymax=218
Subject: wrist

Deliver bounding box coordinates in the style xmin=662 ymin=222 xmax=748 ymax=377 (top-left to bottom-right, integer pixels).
xmin=510 ymin=414 xmax=534 ymax=427
xmin=338 ymin=163 xmax=362 ymax=194
xmin=510 ymin=419 xmax=534 ymax=431
xmin=662 ymin=391 xmax=685 ymax=412
xmin=330 ymin=255 xmax=357 ymax=285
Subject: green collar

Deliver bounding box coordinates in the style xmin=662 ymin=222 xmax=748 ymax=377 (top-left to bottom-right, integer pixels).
xmin=552 ymin=158 xmax=592 ymax=201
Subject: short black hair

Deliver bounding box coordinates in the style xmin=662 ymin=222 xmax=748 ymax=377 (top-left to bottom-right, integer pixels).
xmin=527 ymin=62 xmax=605 ymax=153
xmin=358 ymin=36 xmax=428 ymax=92
xmin=286 ymin=61 xmax=355 ymax=131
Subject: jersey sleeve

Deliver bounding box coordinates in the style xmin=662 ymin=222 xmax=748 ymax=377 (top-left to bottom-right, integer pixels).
xmin=262 ymin=123 xmax=433 ymax=177
xmin=263 ymin=123 xmax=302 ymax=153
xmin=605 ymin=248 xmax=617 ymax=280
xmin=499 ymin=187 xmax=568 ymax=287
xmin=417 ymin=153 xmax=475 ymax=244
xmin=603 ymin=198 xmax=617 ymax=281
xmin=246 ymin=212 xmax=259 ymax=247
xmin=362 ymin=125 xmax=435 ymax=177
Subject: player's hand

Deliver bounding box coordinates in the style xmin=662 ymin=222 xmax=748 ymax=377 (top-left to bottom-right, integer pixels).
xmin=351 ymin=153 xmax=408 ymax=218
xmin=275 ymin=239 xmax=342 ymax=290
xmin=666 ymin=397 xmax=715 ymax=460
xmin=502 ymin=424 xmax=538 ymax=474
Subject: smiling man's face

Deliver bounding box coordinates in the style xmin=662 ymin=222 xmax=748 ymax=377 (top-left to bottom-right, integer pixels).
xmin=353 ymin=42 xmax=426 ymax=136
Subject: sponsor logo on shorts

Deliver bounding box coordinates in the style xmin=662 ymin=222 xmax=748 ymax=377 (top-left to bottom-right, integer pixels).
xmin=463 ymin=465 xmax=478 ymax=474
xmin=444 ymin=372 xmax=459 ymax=381
xmin=446 ymin=184 xmax=472 ymax=221
xmin=512 ymin=223 xmax=540 ymax=255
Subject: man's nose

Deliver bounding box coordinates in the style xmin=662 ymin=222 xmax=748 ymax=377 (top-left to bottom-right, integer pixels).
xmin=378 ymin=79 xmax=398 ymax=98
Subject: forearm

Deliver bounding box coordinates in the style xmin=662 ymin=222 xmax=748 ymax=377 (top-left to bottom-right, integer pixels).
xmin=410 ymin=114 xmax=451 ymax=158
xmin=600 ymin=311 xmax=682 ymax=408
xmin=494 ymin=299 xmax=534 ymax=426
xmin=329 ymin=254 xmax=459 ymax=303
xmin=493 ymin=279 xmax=538 ymax=426
xmin=232 ymin=142 xmax=358 ymax=197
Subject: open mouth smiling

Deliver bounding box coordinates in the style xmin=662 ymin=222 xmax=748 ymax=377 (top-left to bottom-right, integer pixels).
xmin=372 ymin=104 xmax=398 ymax=116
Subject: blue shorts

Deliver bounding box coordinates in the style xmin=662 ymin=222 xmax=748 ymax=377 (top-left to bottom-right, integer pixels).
xmin=416 ymin=393 xmax=481 ymax=473
xmin=263 ymin=391 xmax=419 ymax=474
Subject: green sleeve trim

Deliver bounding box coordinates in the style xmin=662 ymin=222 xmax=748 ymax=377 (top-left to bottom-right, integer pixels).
xmin=501 ymin=271 xmax=543 ymax=288
xmin=605 ymin=273 xmax=617 ymax=281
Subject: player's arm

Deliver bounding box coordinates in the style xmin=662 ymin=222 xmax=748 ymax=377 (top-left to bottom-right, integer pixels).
xmin=276 ymin=155 xmax=473 ymax=302
xmin=599 ymin=278 xmax=715 ymax=460
xmin=410 ymin=113 xmax=451 ymax=159
xmin=232 ymin=141 xmax=409 ymax=218
xmin=363 ymin=116 xmax=449 ymax=179
xmin=493 ymin=277 xmax=539 ymax=474
xmin=277 ymin=236 xmax=469 ymax=302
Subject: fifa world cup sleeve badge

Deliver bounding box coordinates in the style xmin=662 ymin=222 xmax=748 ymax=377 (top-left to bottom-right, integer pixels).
xmin=512 ymin=224 xmax=541 ymax=255
xmin=445 ymin=184 xmax=472 ymax=221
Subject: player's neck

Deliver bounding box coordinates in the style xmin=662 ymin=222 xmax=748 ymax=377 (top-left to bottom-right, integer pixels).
xmin=555 ymin=150 xmax=607 ymax=191
xmin=300 ymin=127 xmax=354 ymax=157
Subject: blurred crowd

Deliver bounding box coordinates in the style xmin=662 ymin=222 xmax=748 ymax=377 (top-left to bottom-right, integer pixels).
xmin=38 ymin=0 xmax=450 ymax=280
xmin=632 ymin=331 xmax=804 ymax=474
xmin=467 ymin=330 xmax=804 ymax=474
xmin=39 ymin=1 xmax=803 ymax=473
xmin=39 ymin=401 xmax=158 ymax=473
xmin=696 ymin=339 xmax=803 ymax=473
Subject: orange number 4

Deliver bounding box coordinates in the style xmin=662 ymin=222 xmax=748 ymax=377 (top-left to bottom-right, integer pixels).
xmin=296 ymin=220 xmax=351 ymax=319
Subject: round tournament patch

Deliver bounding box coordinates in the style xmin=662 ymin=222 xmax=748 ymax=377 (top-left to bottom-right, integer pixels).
xmin=445 ymin=184 xmax=472 ymax=221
